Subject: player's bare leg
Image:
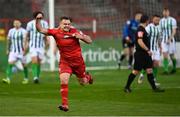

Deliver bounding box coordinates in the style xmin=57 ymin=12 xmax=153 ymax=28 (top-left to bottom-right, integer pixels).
xmin=58 ymin=73 xmax=70 ymax=112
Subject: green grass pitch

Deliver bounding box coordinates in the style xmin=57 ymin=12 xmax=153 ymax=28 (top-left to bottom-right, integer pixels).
xmin=0 ymin=68 xmax=180 ymax=116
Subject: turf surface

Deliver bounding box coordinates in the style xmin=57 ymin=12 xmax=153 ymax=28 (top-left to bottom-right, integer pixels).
xmin=0 ymin=68 xmax=180 ymax=116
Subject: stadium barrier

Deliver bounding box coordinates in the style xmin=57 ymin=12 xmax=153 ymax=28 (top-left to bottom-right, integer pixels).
xmin=1 ymin=40 xmax=180 ymax=71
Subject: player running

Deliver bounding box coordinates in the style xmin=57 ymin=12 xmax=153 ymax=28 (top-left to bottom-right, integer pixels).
xmin=160 ymin=8 xmax=177 ymax=74
xmin=2 ymin=20 xmax=28 ymax=84
xmin=35 ymin=13 xmax=93 ymax=111
xmin=26 ymin=11 xmax=49 ymax=83
xmin=138 ymin=15 xmax=161 ymax=86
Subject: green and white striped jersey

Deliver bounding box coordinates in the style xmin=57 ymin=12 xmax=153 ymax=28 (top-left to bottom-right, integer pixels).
xmin=146 ymin=23 xmax=161 ymax=51
xmin=159 ymin=16 xmax=177 ymax=43
xmin=26 ymin=19 xmax=48 ymax=49
xmin=7 ymin=27 xmax=27 ymax=53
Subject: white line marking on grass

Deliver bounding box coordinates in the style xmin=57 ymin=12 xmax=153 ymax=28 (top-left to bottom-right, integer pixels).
xmin=0 ymin=86 xmax=180 ymax=95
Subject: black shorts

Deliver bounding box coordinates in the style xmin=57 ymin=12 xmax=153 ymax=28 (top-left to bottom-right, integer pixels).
xmin=133 ymin=51 xmax=153 ymax=71
xmin=122 ymin=39 xmax=134 ymax=48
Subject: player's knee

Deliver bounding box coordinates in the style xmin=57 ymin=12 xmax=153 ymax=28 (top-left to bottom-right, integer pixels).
xmin=32 ymin=57 xmax=38 ymax=63
xmin=60 ymin=73 xmax=70 ymax=84
xmin=9 ymin=61 xmax=16 ymax=64
xmin=170 ymin=54 xmax=175 ymax=59
xmin=146 ymin=68 xmax=153 ymax=74
xmin=153 ymin=61 xmax=159 ymax=67
xmin=60 ymin=77 xmax=69 ymax=84
xmin=163 ymin=52 xmax=168 ymax=58
xmin=132 ymin=70 xmax=139 ymax=75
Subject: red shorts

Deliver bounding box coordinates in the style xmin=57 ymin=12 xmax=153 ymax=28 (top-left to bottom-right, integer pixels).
xmin=59 ymin=57 xmax=86 ymax=78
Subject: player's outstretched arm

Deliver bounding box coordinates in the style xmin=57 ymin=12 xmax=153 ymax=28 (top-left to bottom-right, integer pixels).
xmin=35 ymin=13 xmax=48 ymax=35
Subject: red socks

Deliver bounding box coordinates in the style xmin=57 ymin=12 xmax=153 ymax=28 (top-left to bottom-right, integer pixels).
xmin=61 ymin=84 xmax=68 ymax=106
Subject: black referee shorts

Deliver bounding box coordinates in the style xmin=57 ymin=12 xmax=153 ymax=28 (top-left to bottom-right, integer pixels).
xmin=133 ymin=51 xmax=153 ymax=71
xmin=122 ymin=39 xmax=134 ymax=48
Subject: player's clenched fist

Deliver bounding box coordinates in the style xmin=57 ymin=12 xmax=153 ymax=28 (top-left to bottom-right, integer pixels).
xmin=73 ymin=33 xmax=85 ymax=40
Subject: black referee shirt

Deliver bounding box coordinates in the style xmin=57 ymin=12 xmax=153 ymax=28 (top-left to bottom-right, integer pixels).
xmin=135 ymin=25 xmax=150 ymax=53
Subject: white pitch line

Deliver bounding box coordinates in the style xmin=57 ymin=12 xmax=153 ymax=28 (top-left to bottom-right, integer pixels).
xmin=0 ymin=86 xmax=180 ymax=95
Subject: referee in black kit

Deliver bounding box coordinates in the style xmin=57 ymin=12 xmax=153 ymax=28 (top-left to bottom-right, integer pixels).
xmin=124 ymin=15 xmax=164 ymax=93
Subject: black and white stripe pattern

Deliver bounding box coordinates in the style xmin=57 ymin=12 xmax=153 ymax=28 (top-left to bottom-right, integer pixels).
xmin=8 ymin=27 xmax=26 ymax=53
xmin=146 ymin=23 xmax=160 ymax=51
xmin=26 ymin=20 xmax=48 ymax=49
xmin=159 ymin=16 xmax=177 ymax=43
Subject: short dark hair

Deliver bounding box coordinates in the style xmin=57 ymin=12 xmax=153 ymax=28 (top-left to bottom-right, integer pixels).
xmin=60 ymin=16 xmax=72 ymax=22
xmin=140 ymin=15 xmax=149 ymax=23
xmin=135 ymin=11 xmax=142 ymax=15
xmin=33 ymin=11 xmax=44 ymax=18
xmin=153 ymin=14 xmax=161 ymax=18
xmin=163 ymin=7 xmax=169 ymax=11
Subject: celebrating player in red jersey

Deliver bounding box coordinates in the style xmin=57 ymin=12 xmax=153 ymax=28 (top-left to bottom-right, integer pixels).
xmin=35 ymin=12 xmax=93 ymax=112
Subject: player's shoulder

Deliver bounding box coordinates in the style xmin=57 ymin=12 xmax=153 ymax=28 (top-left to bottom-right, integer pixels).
xmin=131 ymin=19 xmax=138 ymax=24
xmin=20 ymin=27 xmax=27 ymax=32
xmin=137 ymin=26 xmax=145 ymax=37
xmin=52 ymin=28 xmax=59 ymax=31
xmin=48 ymin=28 xmax=59 ymax=33
xmin=160 ymin=17 xmax=165 ymax=21
xmin=168 ymin=16 xmax=174 ymax=19
xmin=70 ymin=26 xmax=78 ymax=33
xmin=27 ymin=20 xmax=34 ymax=24
xmin=125 ymin=19 xmax=135 ymax=26
xmin=169 ymin=16 xmax=176 ymax=21
xmin=147 ymin=23 xmax=154 ymax=27
xmin=9 ymin=28 xmax=15 ymax=32
xmin=27 ymin=20 xmax=35 ymax=27
xmin=138 ymin=26 xmax=146 ymax=35
xmin=126 ymin=20 xmax=131 ymax=25
xmin=8 ymin=28 xmax=13 ymax=35
xmin=145 ymin=24 xmax=151 ymax=30
xmin=52 ymin=28 xmax=59 ymax=30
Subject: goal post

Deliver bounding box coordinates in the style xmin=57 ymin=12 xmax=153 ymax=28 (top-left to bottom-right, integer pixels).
xmin=48 ymin=0 xmax=56 ymax=71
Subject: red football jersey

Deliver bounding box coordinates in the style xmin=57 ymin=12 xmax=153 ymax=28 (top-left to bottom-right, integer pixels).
xmin=47 ymin=28 xmax=82 ymax=59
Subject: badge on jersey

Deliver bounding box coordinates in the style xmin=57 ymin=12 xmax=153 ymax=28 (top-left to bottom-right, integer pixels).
xmin=138 ymin=31 xmax=144 ymax=38
xmin=64 ymin=35 xmax=71 ymax=38
xmin=63 ymin=33 xmax=75 ymax=39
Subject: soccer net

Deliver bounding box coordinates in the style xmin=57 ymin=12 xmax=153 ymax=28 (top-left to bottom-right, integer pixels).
xmin=0 ymin=0 xmax=180 ymax=71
